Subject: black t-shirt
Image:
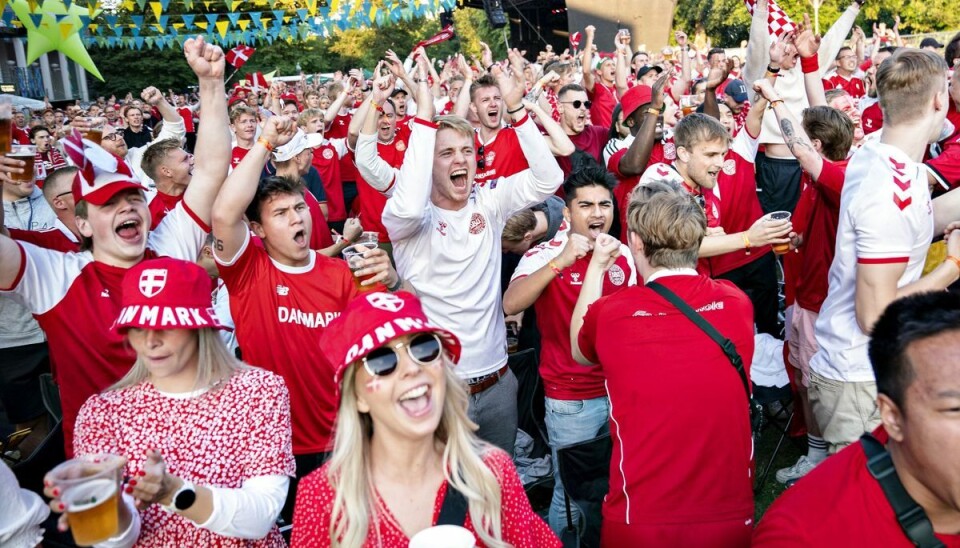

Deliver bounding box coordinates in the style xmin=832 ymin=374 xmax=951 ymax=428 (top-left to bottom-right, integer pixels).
xmin=123 ymin=127 xmax=152 ymax=149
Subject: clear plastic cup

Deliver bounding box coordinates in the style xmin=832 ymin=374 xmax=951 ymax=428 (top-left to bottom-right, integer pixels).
xmin=762 ymin=211 xmax=792 ymax=255
xmin=342 ymin=244 xmax=377 ymax=292
xmin=48 ymin=453 xmax=125 ymax=546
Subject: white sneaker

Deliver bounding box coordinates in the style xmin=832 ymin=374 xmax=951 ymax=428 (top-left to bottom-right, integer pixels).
xmin=775 ymin=455 xmax=818 ymax=484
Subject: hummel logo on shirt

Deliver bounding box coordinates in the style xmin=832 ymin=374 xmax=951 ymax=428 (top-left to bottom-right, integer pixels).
xmin=277 ymin=285 xmax=290 ymax=296
xmin=100 ymin=289 xmax=110 ymax=297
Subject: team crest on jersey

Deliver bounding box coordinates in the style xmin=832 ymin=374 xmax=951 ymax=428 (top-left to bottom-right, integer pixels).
xmin=139 ymin=269 xmax=167 ymax=298
xmin=322 ymin=149 xmax=334 ymax=160
xmin=663 ymin=142 xmax=676 ymax=160
xmin=396 ymin=140 xmax=406 ymax=152
xmin=607 ymin=265 xmax=626 ymax=286
xmin=366 ymin=293 xmax=405 ymax=313
xmin=722 ymin=159 xmax=736 ymax=175
xmin=469 ymin=213 xmax=486 ymax=235
xmin=485 ymin=150 xmax=496 ymax=165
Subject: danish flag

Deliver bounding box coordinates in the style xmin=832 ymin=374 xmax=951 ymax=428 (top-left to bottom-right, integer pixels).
xmin=225 ymin=45 xmax=255 ymax=69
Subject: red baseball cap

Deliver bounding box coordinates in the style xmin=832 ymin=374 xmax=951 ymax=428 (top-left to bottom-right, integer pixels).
xmin=66 ymin=140 xmax=144 ymax=206
xmin=320 ymin=291 xmax=461 ymax=388
xmin=112 ymin=258 xmax=227 ymax=333
xmin=620 ymin=84 xmax=653 ymax=119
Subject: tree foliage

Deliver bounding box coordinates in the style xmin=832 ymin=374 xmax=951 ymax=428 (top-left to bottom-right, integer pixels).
xmin=674 ymin=0 xmax=960 ymax=48
xmin=87 ymin=7 xmax=506 ymax=96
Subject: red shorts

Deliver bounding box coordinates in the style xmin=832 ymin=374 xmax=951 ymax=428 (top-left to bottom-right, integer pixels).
xmin=601 ymin=516 xmax=752 ymax=547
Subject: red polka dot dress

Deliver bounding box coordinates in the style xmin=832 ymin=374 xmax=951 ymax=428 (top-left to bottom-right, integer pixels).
xmin=291 ymin=448 xmax=561 ymax=547
xmin=74 ymin=367 xmax=296 ymax=547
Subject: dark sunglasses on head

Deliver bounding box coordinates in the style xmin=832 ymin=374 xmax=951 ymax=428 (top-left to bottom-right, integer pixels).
xmin=477 ymin=144 xmax=485 ymax=170
xmin=362 ymin=333 xmax=443 ymax=377
xmin=561 ymin=100 xmax=593 ymax=109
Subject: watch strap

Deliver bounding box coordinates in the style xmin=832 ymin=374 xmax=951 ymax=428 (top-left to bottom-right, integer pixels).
xmin=160 ymin=480 xmax=196 ymax=513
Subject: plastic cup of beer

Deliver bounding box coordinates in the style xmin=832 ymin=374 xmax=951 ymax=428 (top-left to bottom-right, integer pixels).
xmin=762 ymin=210 xmax=792 ymax=255
xmin=409 ymin=525 xmax=476 ymax=548
xmin=6 ymin=145 xmax=36 ymax=183
xmin=49 ymin=453 xmax=125 ymax=546
xmin=0 ymin=97 xmax=12 ymax=154
xmin=358 ymin=231 xmax=379 ymax=246
xmin=82 ymin=118 xmax=103 ymax=145
xmin=680 ymin=95 xmax=697 ymax=117
xmin=342 ymin=244 xmax=377 ymax=291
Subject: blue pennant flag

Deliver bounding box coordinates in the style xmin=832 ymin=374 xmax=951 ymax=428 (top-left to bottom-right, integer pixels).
xmin=131 ymin=14 xmax=144 ymax=27
xmin=227 ymin=12 xmax=240 ymax=25
xmin=249 ymin=11 xmax=262 ymax=28
xmin=134 ymin=36 xmax=144 ymax=49
xmin=181 ymin=13 xmax=195 ymax=29
xmin=28 ymin=13 xmax=43 ymax=28
xmin=271 ymin=9 xmax=284 ymax=23
xmin=205 ymin=13 xmax=218 ymax=26
xmin=105 ymin=14 xmax=118 ymax=27
xmin=158 ymin=15 xmax=168 ymax=28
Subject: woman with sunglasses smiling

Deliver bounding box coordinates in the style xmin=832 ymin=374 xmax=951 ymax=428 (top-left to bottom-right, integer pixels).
xmin=292 ymin=291 xmax=559 ymax=547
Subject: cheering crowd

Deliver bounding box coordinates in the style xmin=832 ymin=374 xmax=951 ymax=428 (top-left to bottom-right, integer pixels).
xmin=3 ymin=0 xmax=960 ymax=544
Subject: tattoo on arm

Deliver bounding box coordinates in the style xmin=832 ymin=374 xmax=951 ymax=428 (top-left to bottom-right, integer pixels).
xmin=780 ymin=118 xmax=816 ymax=156
xmin=214 ymin=238 xmax=224 ymax=252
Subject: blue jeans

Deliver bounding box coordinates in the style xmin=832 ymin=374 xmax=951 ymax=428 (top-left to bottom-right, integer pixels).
xmin=544 ymin=395 xmax=610 ymax=536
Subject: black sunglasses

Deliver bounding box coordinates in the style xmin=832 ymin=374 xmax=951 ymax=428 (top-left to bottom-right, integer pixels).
xmin=561 ymin=100 xmax=593 ymax=109
xmin=477 ymin=143 xmax=485 ymax=170
xmin=362 ymin=333 xmax=442 ymax=377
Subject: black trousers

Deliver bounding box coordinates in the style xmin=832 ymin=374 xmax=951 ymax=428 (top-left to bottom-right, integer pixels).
xmin=716 ymin=252 xmax=781 ymax=337
xmin=755 ymin=152 xmax=803 ymax=215
xmin=0 ymin=342 xmax=50 ymax=423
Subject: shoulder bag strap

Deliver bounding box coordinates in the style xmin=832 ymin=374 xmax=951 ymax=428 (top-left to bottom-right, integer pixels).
xmin=436 ymin=481 xmax=469 ymax=527
xmin=646 ymin=281 xmax=750 ymax=399
xmin=860 ymin=433 xmax=945 ymax=548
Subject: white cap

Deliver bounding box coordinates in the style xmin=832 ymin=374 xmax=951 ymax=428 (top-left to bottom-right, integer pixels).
xmin=273 ymin=129 xmax=324 ymax=162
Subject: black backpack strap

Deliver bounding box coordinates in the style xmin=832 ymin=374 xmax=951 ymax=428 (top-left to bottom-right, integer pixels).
xmin=646 ymin=281 xmax=750 ymax=399
xmin=436 ymin=482 xmax=469 ymax=526
xmin=860 ymin=433 xmax=945 ymax=548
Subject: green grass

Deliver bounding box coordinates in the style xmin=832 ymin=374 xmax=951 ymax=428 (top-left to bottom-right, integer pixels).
xmin=753 ymin=410 xmax=806 ymax=522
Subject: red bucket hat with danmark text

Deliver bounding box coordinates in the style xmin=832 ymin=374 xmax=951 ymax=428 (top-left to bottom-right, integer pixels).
xmin=320 ymin=291 xmax=461 ymax=388
xmin=112 ymin=257 xmax=228 ymax=333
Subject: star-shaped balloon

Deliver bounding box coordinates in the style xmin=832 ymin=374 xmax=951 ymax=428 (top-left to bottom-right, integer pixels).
xmin=10 ymin=0 xmax=103 ymax=81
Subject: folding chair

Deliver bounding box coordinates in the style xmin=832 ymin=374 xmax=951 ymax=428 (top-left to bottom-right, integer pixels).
xmin=556 ymin=433 xmax=611 ymax=548
xmin=12 ymin=374 xmax=65 ymax=496
xmin=752 ymin=382 xmax=798 ymax=492
xmin=507 ymin=348 xmax=553 ymax=514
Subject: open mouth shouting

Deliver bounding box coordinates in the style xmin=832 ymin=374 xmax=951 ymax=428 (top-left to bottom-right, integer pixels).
xmin=397 ymin=383 xmax=433 ymax=417
xmin=115 ymin=218 xmax=144 ymax=245
xmin=450 ymin=168 xmax=469 ymax=191
xmin=588 ymin=220 xmax=606 ymax=240
xmin=293 ymin=229 xmax=307 ymax=247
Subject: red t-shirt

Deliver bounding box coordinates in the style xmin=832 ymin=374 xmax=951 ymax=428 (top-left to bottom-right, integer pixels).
xmin=753 ymin=427 xmax=960 ymax=547
xmin=13 ymin=126 xmax=29 ymax=145
xmin=512 ymin=231 xmax=635 ymax=400
xmin=557 ymin=125 xmax=610 ymax=178
xmin=587 ymin=82 xmax=618 ymax=129
xmin=708 ymin=130 xmax=770 ymax=277
xmin=178 ymin=106 xmax=196 ymax=133
xmin=7 ymin=226 xmax=80 ymax=253
xmin=1 ymin=203 xmax=208 ymax=456
xmin=312 ymin=139 xmax=348 ymax=222
xmin=944 ymin=100 xmax=960 ymax=146
xmin=326 ymin=113 xmax=357 ymax=183
xmin=291 ymin=449 xmax=561 ymax=547
xmin=792 ymin=159 xmax=848 ymax=313
xmin=230 ymin=145 xmax=250 ymax=171
xmin=148 ymin=190 xmax=183 ymax=230
xmin=356 ymin=137 xmax=407 ymax=243
xmin=928 ymin=135 xmax=960 ymax=190
xmin=475 ymin=126 xmax=530 ymax=186
xmin=823 ymin=73 xmax=866 ymax=99
xmin=607 ymin=141 xmax=669 ymax=242
xmin=304 ymin=189 xmax=334 ymax=250
xmin=862 ymin=102 xmax=883 ymax=135
xmin=578 ymin=274 xmax=755 ymax=527
xmin=216 ymin=232 xmax=361 ymax=454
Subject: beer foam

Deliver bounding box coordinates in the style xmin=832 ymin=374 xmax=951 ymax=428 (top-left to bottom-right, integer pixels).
xmin=66 ymin=479 xmax=117 ymax=512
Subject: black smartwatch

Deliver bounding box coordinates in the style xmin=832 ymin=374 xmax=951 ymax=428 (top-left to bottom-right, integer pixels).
xmin=162 ymin=480 xmax=197 ymax=513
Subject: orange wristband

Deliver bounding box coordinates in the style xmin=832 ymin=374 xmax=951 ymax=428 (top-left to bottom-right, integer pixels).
xmin=257 ymin=137 xmax=274 ymax=152
xmin=946 ymin=255 xmax=960 ymax=273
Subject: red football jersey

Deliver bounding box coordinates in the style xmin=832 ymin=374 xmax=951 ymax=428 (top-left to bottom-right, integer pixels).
xmin=355 ymin=137 xmax=407 ymax=243
xmin=608 ymin=141 xmax=670 ymax=241
xmin=147 ymin=191 xmax=183 ymax=230
xmin=304 ymin=189 xmax=334 ymax=250
xmin=823 ymin=73 xmax=866 ymax=99
xmin=474 ymin=126 xmax=530 ymax=186
xmin=556 ymin=125 xmax=610 ymax=178
xmin=326 ymin=113 xmax=357 ymax=183
xmin=579 ymin=274 xmax=755 ymax=528
xmin=230 ymin=145 xmax=250 ymax=171
xmin=1 ymin=204 xmax=208 ymax=456
xmin=216 ymin=231 xmax=362 ymax=454
xmin=311 ymin=139 xmax=348 ymax=222
xmin=587 ymin=82 xmax=618 ymax=129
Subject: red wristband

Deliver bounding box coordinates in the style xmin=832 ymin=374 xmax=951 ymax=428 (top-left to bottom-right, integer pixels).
xmin=800 ymin=56 xmax=819 ymax=74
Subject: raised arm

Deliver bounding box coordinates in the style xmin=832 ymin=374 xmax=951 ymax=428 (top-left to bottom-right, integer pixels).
xmin=452 ymin=55 xmax=474 ymax=119
xmin=324 ymin=77 xmax=354 ymax=126
xmin=504 ymin=233 xmax=591 ymax=315
xmin=741 ymin=0 xmax=770 ymax=89
xmin=180 ymin=37 xmax=230 ymax=228
xmin=386 ymin=49 xmax=417 ymax=93
xmin=211 ymin=116 xmax=296 ymax=262
xmin=614 ymin=35 xmax=631 ymax=98
xmin=525 ymin=100 xmax=575 ymax=156
xmin=571 ymin=234 xmax=621 ymax=364
xmin=702 ymin=60 xmax=731 ymax=121
xmin=669 ymin=30 xmax=693 ymax=101
xmin=355 ymin=70 xmax=402 ymax=193
xmin=792 ymin=14 xmax=828 ymax=106
xmin=618 ymin=72 xmax=669 ymax=176
xmin=817 ymin=1 xmax=861 ymax=69
xmin=581 ymin=25 xmax=597 ymax=93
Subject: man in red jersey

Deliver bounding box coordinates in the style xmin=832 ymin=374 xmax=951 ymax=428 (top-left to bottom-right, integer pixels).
xmin=579 ymin=25 xmax=621 ymax=128
xmin=823 ymin=46 xmax=866 ymax=99
xmin=299 ymin=108 xmax=348 ymax=233
xmin=211 ymin=115 xmax=399 ymax=517
xmin=229 ymin=105 xmax=258 ymax=170
xmin=754 ymin=292 xmax=960 ymax=547
xmin=555 ymin=83 xmax=609 ymax=177
xmin=757 ymin=78 xmax=855 ymax=483
xmin=571 ymin=186 xmax=755 ymax=547
xmin=0 ymin=37 xmax=230 ymax=456
xmin=503 ymin=165 xmax=635 ymax=536
xmin=141 ymin=138 xmax=194 ymax=229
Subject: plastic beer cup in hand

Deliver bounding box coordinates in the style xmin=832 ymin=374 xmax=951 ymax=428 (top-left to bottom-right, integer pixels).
xmin=357 ymin=231 xmax=379 ymax=246
xmin=48 ymin=454 xmax=125 ymax=546
xmin=342 ymin=244 xmax=378 ymax=291
xmin=6 ymin=145 xmax=36 ymax=183
xmin=762 ymin=211 xmax=792 ymax=255
xmin=0 ymin=97 xmax=12 ymax=154
xmin=680 ymin=95 xmax=697 ymax=116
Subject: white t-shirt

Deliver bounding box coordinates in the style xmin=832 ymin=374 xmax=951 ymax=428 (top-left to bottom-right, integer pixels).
xmin=382 ymin=115 xmax=564 ymax=378
xmin=810 ymin=140 xmax=934 ymax=382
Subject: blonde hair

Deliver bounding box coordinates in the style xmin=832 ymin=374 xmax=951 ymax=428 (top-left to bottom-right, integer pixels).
xmin=433 ymin=115 xmax=475 ymax=142
xmin=298 ymin=108 xmax=323 ymax=128
xmin=503 ymin=209 xmax=537 ymax=244
xmin=878 ymin=49 xmax=948 ymax=125
xmin=326 ymin=359 xmax=509 ymax=548
xmin=108 ymin=328 xmax=248 ymax=392
xmin=627 ymin=183 xmax=705 ymax=268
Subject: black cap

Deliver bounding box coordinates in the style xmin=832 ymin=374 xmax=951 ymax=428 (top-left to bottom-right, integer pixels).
xmin=636 ymin=64 xmax=664 ymax=80
xmin=920 ymin=37 xmax=945 ymax=49
xmin=389 ymin=88 xmax=408 ymax=98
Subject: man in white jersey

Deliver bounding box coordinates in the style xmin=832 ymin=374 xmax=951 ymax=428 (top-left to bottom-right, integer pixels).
xmin=810 ymin=49 xmax=960 ymax=453
xmin=0 ymin=37 xmax=230 ymax=455
xmin=382 ymin=56 xmax=564 ymax=455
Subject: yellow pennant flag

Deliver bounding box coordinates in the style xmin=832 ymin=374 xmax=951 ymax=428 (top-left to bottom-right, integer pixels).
xmin=154 ymin=23 xmax=165 ymax=33
xmin=306 ymin=0 xmax=316 ymax=15
xmin=195 ymin=21 xmax=208 ymax=29
xmin=369 ymin=4 xmax=377 ymax=20
xmin=215 ymin=19 xmax=229 ymax=38
xmin=59 ymin=21 xmax=74 ymax=41
xmin=202 ymin=0 xmax=212 ymax=9
xmin=238 ymin=19 xmax=250 ymax=30
xmin=230 ymin=0 xmax=242 ymax=10
xmin=25 ymin=0 xmax=37 ymax=11
xmin=149 ymin=1 xmax=161 ymax=19
xmin=330 ymin=0 xmax=339 ymax=13
xmin=121 ymin=0 xmax=135 ymax=11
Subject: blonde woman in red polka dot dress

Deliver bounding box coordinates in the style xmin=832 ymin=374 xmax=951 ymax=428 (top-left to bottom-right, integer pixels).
xmin=292 ymin=292 xmax=560 ymax=547
xmin=45 ymin=258 xmax=295 ymax=547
